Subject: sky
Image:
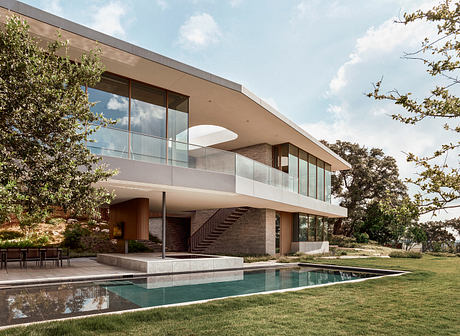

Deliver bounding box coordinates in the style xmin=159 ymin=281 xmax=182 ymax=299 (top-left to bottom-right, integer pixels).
xmin=20 ymin=0 xmax=459 ymax=221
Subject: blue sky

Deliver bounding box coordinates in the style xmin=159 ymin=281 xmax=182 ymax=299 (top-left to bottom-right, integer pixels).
xmin=20 ymin=0 xmax=458 ymax=220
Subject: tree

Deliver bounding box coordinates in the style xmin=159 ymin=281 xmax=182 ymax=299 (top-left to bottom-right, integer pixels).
xmin=376 ymin=196 xmax=420 ymax=246
xmin=368 ymin=0 xmax=460 ymax=214
xmin=322 ymin=140 xmax=408 ymax=235
xmin=403 ymin=225 xmax=427 ymax=251
xmin=421 ymin=218 xmax=458 ymax=252
xmin=0 ymin=17 xmax=115 ymax=224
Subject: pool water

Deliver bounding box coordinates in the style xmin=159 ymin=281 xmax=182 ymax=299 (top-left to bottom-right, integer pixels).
xmin=0 ymin=267 xmax=378 ymax=327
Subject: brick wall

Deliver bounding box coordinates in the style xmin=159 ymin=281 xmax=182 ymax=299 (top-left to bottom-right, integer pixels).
xmin=190 ymin=209 xmax=218 ymax=235
xmin=193 ymin=208 xmax=276 ymax=255
xmin=232 ymin=143 xmax=273 ymax=166
xmin=149 ymin=217 xmax=190 ymax=251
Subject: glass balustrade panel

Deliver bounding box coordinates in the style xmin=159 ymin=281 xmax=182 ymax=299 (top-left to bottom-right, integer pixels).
xmin=236 ymin=155 xmax=254 ymax=180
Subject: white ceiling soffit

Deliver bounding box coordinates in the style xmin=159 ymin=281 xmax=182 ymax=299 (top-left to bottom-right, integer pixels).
xmin=186 ymin=125 xmax=238 ymax=147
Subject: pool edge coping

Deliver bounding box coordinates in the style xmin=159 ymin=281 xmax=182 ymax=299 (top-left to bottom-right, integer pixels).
xmin=0 ymin=263 xmax=409 ymax=331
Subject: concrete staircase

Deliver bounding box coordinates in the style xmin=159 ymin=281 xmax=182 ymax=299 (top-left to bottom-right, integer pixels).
xmin=190 ymin=207 xmax=249 ymax=253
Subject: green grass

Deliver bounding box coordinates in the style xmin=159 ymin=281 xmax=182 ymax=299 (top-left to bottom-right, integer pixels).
xmin=2 ymin=256 xmax=459 ymax=336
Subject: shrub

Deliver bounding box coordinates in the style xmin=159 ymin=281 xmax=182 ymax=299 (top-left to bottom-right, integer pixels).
xmin=0 ymin=234 xmax=50 ymax=248
xmin=389 ymin=251 xmax=422 ymax=258
xmin=128 ymin=240 xmax=153 ymax=253
xmin=426 ymin=252 xmax=457 ymax=257
xmin=0 ymin=230 xmax=24 ymax=240
xmin=329 ymin=235 xmax=358 ymax=248
xmin=243 ymin=255 xmax=275 ymax=263
xmin=298 ymin=254 xmax=316 ymax=262
xmin=149 ymin=233 xmax=161 ymax=244
xmin=80 ymin=234 xmax=117 ymax=253
xmin=63 ymin=223 xmax=90 ymax=249
xmin=355 ymin=232 xmax=369 ymax=244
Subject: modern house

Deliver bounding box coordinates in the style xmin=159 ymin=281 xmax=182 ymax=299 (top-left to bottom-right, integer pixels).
xmin=1 ymin=1 xmax=351 ymax=256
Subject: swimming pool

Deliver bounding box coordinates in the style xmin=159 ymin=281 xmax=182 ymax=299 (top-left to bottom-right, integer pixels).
xmin=0 ymin=266 xmax=387 ymax=327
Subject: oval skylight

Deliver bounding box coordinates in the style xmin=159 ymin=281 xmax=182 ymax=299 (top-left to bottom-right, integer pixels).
xmin=184 ymin=125 xmax=238 ymax=147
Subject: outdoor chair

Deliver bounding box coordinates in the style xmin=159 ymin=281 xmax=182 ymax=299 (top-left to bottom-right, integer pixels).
xmin=43 ymin=247 xmax=61 ymax=267
xmin=60 ymin=247 xmax=70 ymax=267
xmin=4 ymin=248 xmax=23 ymax=270
xmin=25 ymin=248 xmax=41 ymax=268
xmin=0 ymin=249 xmax=5 ymax=270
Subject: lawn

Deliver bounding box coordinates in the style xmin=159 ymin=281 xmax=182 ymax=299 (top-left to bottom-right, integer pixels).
xmin=1 ymin=256 xmax=459 ymax=336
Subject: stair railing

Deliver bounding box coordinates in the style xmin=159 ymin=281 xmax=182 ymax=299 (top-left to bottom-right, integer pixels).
xmin=190 ymin=207 xmax=244 ymax=252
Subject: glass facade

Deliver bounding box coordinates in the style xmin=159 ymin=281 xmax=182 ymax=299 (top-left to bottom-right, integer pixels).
xmin=168 ymin=92 xmax=189 ymax=166
xmin=325 ymin=163 xmax=332 ymax=203
xmin=87 ymin=73 xmax=189 ymax=164
xmin=288 ymin=145 xmax=299 ymax=193
xmin=272 ymin=144 xmax=332 ymax=203
xmin=299 ymin=150 xmax=308 ymax=196
xmin=87 ymin=73 xmax=129 ymax=158
xmin=317 ymin=159 xmax=325 ymax=201
xmin=293 ymin=214 xmax=328 ymax=242
xmin=307 ymin=215 xmax=316 ymax=242
xmin=308 ymin=154 xmax=317 ymax=198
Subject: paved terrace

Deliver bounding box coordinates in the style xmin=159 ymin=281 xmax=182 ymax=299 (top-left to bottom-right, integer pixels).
xmin=0 ymin=257 xmax=143 ymax=287
xmin=0 ymin=253 xmax=245 ymax=287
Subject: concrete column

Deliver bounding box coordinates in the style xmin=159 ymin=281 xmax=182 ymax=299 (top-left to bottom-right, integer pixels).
xmin=162 ymin=191 xmax=166 ymax=259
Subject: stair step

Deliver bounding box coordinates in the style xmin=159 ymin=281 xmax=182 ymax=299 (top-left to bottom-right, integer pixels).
xmin=190 ymin=207 xmax=252 ymax=251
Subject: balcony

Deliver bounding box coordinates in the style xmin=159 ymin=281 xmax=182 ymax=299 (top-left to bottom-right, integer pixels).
xmin=87 ymin=127 xmax=341 ymax=217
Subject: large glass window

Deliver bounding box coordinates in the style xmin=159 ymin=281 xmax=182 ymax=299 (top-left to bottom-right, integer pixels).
xmin=325 ymin=163 xmax=331 ymax=203
xmin=288 ymin=145 xmax=298 ymax=193
xmin=299 ymin=150 xmax=308 ymax=196
xmin=167 ymin=92 xmax=189 ymax=166
xmin=317 ymin=159 xmax=325 ymax=201
xmin=308 ymin=155 xmax=317 ymax=198
xmin=293 ymin=213 xmax=308 ymax=242
xmin=307 ymin=215 xmax=316 ymax=241
xmin=87 ymin=73 xmax=129 ymax=158
xmin=299 ymin=214 xmax=308 ymax=241
xmin=130 ymin=81 xmax=167 ymax=163
xmin=322 ymin=218 xmax=329 ymax=241
xmin=131 ymin=81 xmax=166 ymax=137
xmin=317 ymin=217 xmax=324 ymax=241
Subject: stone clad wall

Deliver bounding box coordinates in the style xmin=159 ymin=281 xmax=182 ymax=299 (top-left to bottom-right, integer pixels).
xmin=190 ymin=209 xmax=218 ymax=235
xmin=232 ymin=143 xmax=273 ymax=166
xmin=195 ymin=208 xmax=276 ymax=255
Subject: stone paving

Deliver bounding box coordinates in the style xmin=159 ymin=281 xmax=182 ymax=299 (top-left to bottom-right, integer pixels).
xmin=0 ymin=257 xmax=142 ymax=287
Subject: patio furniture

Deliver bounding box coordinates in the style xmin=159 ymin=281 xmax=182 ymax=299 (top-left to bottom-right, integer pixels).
xmin=3 ymin=248 xmax=24 ymax=270
xmin=60 ymin=247 xmax=71 ymax=267
xmin=43 ymin=247 xmax=61 ymax=267
xmin=0 ymin=249 xmax=5 ymax=270
xmin=24 ymin=248 xmax=41 ymax=268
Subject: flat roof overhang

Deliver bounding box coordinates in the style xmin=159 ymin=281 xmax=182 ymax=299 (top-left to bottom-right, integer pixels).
xmin=97 ymin=156 xmax=347 ymax=218
xmin=0 ymin=1 xmax=351 ymax=172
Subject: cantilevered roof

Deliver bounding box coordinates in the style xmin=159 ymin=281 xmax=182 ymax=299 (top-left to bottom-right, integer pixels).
xmin=0 ymin=0 xmax=352 ymax=171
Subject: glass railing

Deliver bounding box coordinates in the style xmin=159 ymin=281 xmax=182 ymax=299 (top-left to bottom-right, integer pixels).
xmin=87 ymin=127 xmax=300 ymax=193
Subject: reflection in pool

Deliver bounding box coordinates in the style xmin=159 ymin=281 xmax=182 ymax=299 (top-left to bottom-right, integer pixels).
xmin=0 ymin=267 xmax=379 ymax=327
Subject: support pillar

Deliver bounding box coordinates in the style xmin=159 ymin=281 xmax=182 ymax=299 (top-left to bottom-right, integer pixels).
xmin=162 ymin=191 xmax=166 ymax=259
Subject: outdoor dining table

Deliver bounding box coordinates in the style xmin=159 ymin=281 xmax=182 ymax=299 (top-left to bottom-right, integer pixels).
xmin=0 ymin=247 xmax=65 ymax=269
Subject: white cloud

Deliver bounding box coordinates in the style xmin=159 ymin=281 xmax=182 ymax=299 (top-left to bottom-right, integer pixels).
xmin=328 ymin=18 xmax=432 ymax=94
xmin=42 ymin=0 xmax=63 ymax=16
xmin=178 ymin=13 xmax=221 ymax=50
xmin=291 ymin=1 xmax=351 ymax=24
xmin=328 ymin=0 xmax=439 ymax=95
xmin=156 ymin=0 xmax=168 ymax=10
xmin=229 ymin=0 xmax=243 ymax=7
xmin=90 ymin=1 xmax=127 ymax=38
